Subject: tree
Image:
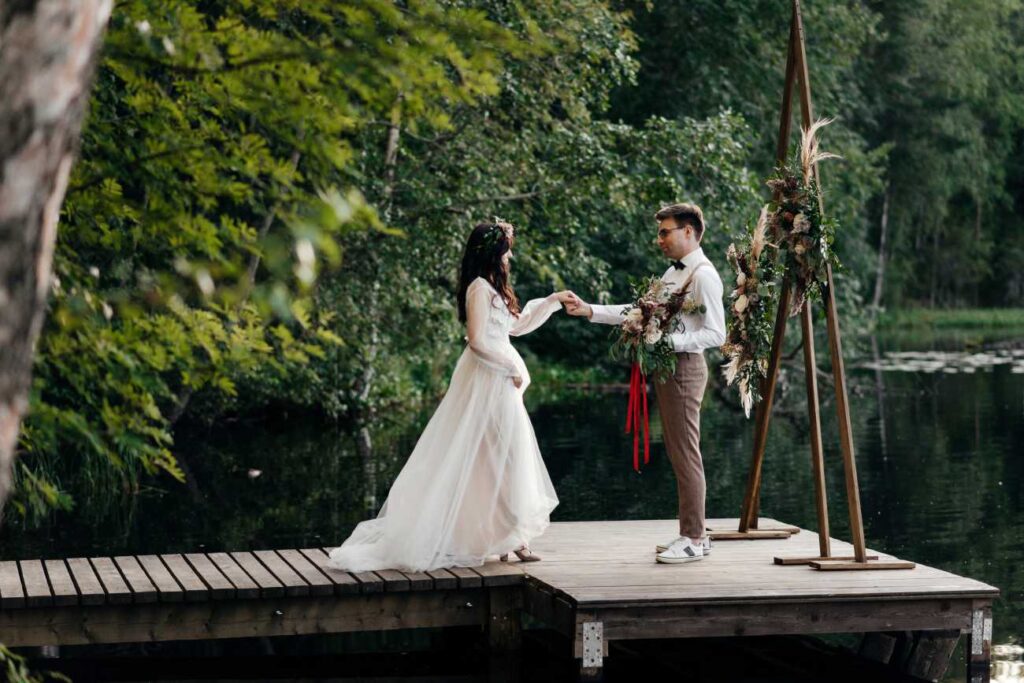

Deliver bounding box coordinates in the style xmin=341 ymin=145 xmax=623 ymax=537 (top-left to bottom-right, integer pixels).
xmin=0 ymin=0 xmax=114 ymax=520
xmin=13 ymin=0 xmax=525 ymax=517
xmin=865 ymin=0 xmax=1024 ymax=307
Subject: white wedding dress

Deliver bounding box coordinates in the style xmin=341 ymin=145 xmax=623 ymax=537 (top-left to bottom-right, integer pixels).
xmin=328 ymin=278 xmax=561 ymax=572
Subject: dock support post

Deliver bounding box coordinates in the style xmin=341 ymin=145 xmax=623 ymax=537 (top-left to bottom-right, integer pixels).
xmin=487 ymin=587 xmax=523 ymax=683
xmin=967 ymin=603 xmax=993 ymax=683
xmin=487 ymin=586 xmax=523 ymax=652
xmin=575 ymin=620 xmax=605 ymax=680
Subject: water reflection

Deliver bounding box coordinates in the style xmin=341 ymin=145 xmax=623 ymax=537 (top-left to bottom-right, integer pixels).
xmin=2 ymin=333 xmax=1021 ymax=680
xmin=857 ymin=348 xmax=1024 ymax=374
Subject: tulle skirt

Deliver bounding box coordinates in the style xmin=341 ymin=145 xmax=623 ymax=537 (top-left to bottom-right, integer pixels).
xmin=328 ymin=346 xmax=558 ymax=572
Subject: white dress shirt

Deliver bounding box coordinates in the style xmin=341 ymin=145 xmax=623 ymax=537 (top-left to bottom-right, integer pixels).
xmin=588 ymin=247 xmax=726 ymax=354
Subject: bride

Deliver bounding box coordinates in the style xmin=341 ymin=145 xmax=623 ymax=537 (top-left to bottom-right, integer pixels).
xmin=328 ymin=219 xmax=578 ymax=572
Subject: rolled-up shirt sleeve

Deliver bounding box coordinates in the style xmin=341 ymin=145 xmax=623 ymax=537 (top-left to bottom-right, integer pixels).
xmin=588 ymin=303 xmax=630 ymax=326
xmin=669 ymin=268 xmax=726 ymax=353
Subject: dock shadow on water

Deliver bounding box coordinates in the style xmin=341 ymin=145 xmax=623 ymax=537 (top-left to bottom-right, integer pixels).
xmin=3 ymin=330 xmax=1022 ymax=681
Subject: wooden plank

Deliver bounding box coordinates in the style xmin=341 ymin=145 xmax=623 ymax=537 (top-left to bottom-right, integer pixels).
xmin=472 ymin=563 xmax=525 ymax=587
xmin=43 ymin=560 xmax=79 ymax=606
xmin=253 ymin=550 xmax=309 ymax=597
xmin=375 ymin=569 xmax=411 ymax=592
xmin=562 ymin=584 xmax=993 ymax=608
xmin=136 ymin=555 xmax=184 ymax=603
xmin=229 ymin=552 xmax=284 ymax=598
xmin=184 ymin=553 xmax=235 ymax=599
xmin=89 ymin=557 xmax=132 ymax=605
xmin=206 ymin=553 xmax=259 ymax=599
xmin=0 ymin=561 xmax=25 ymax=608
xmin=775 ymin=555 xmax=878 ymax=565
xmin=593 ymin=598 xmax=973 ymax=641
xmin=0 ymin=590 xmax=488 ymax=647
xmin=351 ymin=571 xmax=384 ymax=593
xmin=113 ymin=556 xmax=158 ymax=604
xmin=426 ymin=568 xmax=458 ymax=590
xmin=810 ymin=560 xmax=916 ymax=571
xmin=401 ymin=571 xmax=434 ymax=591
xmin=709 ymin=530 xmax=793 ymax=540
xmin=275 ymin=550 xmax=334 ymax=597
xmin=298 ymin=549 xmax=360 ymax=595
xmin=448 ymin=567 xmax=482 ymax=589
xmin=160 ymin=554 xmax=210 ymax=602
xmin=66 ymin=557 xmax=105 ymax=606
xmin=319 ymin=547 xmax=383 ymax=594
xmin=17 ymin=560 xmax=51 ymax=608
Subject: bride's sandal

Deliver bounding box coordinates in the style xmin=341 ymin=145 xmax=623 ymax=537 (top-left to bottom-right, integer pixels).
xmin=514 ymin=547 xmax=540 ymax=562
xmin=510 ymin=546 xmax=541 ymax=562
xmin=500 ymin=546 xmax=541 ymax=562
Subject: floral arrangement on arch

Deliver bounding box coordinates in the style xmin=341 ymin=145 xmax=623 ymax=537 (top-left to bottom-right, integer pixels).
xmin=721 ymin=118 xmax=841 ymax=416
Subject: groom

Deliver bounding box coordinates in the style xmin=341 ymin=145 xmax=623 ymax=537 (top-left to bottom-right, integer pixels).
xmin=567 ymin=203 xmax=725 ymax=563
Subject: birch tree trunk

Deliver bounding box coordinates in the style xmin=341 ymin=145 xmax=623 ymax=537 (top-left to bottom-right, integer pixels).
xmin=871 ymin=185 xmax=890 ymax=311
xmin=0 ymin=0 xmax=112 ymax=519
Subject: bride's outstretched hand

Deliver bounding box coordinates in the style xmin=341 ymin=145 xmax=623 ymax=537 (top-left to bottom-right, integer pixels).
xmin=553 ymin=290 xmax=580 ymax=308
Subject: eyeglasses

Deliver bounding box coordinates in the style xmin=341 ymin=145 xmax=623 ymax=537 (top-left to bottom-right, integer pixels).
xmin=657 ymin=226 xmax=688 ymax=240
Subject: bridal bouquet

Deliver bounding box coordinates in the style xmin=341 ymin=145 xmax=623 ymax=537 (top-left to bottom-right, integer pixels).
xmin=610 ymin=276 xmax=705 ymax=471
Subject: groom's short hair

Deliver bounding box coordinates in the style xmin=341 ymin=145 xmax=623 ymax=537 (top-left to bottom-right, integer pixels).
xmin=655 ymin=203 xmax=705 ymax=241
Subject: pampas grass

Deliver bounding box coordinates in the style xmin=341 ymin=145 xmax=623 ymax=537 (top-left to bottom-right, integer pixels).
xmin=800 ymin=117 xmax=841 ymax=183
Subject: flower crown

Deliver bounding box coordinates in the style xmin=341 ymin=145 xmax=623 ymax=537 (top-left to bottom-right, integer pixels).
xmin=493 ymin=216 xmax=515 ymax=240
xmin=478 ymin=217 xmax=515 ymax=251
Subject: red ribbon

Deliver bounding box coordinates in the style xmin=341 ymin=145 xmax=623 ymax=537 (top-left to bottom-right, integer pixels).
xmin=625 ymin=363 xmax=650 ymax=472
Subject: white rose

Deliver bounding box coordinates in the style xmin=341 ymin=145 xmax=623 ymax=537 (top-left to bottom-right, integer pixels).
xmin=736 ymin=272 xmax=746 ymax=287
xmin=793 ymin=213 xmax=810 ymax=233
xmin=625 ymin=308 xmax=643 ymax=323
xmin=734 ymin=294 xmax=749 ymax=313
xmin=644 ymin=326 xmax=663 ymax=345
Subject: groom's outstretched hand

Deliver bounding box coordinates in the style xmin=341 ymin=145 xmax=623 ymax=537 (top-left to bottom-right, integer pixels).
xmin=565 ymin=295 xmax=592 ymax=319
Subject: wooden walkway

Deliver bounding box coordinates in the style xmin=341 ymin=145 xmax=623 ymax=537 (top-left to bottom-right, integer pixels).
xmin=0 ymin=519 xmax=999 ymax=682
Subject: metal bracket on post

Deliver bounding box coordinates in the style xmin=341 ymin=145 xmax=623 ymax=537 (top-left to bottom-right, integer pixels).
xmin=969 ymin=607 xmax=993 ymax=683
xmin=581 ymin=621 xmax=604 ymax=669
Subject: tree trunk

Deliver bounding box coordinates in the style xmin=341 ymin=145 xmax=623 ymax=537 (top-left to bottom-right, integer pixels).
xmin=353 ymin=95 xmax=402 ymax=513
xmin=871 ymin=185 xmax=890 ymax=311
xmin=0 ymin=0 xmax=113 ymax=521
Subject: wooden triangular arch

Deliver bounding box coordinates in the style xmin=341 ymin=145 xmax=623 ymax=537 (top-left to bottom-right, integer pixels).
xmin=708 ymin=0 xmax=914 ymax=571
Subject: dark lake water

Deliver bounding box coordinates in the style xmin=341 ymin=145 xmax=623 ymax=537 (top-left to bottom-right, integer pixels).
xmin=4 ymin=328 xmax=1023 ymax=681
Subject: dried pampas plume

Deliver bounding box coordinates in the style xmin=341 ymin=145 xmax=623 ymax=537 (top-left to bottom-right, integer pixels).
xmin=751 ymin=204 xmax=769 ymax=262
xmin=800 ymin=117 xmax=841 ymax=183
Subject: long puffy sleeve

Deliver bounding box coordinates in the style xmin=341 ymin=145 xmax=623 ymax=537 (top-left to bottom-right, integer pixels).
xmin=465 ymin=279 xmax=520 ymax=377
xmin=509 ymin=294 xmax=562 ymax=337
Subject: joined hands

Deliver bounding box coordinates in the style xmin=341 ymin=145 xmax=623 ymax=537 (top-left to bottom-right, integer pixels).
xmin=556 ymin=290 xmax=591 ymax=319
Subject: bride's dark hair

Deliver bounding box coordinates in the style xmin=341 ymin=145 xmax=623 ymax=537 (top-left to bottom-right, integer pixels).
xmin=457 ymin=221 xmax=521 ymax=323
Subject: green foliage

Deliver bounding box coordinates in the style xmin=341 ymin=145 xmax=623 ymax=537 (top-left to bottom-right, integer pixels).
xmin=13 ymin=0 xmax=525 ymax=518
xmin=865 ymin=0 xmax=1024 ymax=307
xmin=17 ymin=0 xmax=1022 ymax=523
xmin=0 ymin=645 xmax=67 ymax=683
xmin=878 ymin=308 xmax=1024 ymax=330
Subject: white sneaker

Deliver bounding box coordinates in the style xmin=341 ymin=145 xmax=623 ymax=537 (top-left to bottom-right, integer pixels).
xmin=656 ymin=536 xmax=712 ymax=555
xmin=655 ymin=537 xmax=704 ymax=564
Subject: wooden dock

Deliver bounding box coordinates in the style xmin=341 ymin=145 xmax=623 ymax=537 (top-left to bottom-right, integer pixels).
xmin=0 ymin=518 xmax=998 ymax=681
